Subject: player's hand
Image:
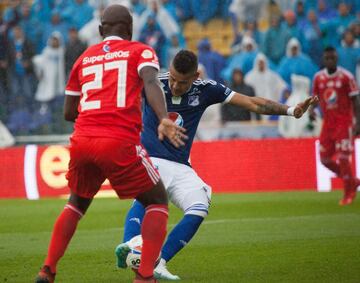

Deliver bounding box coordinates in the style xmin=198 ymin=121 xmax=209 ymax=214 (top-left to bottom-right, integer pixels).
xmin=158 ymin=118 xmax=188 ymax=148
xmin=294 ymin=96 xmax=319 ymax=119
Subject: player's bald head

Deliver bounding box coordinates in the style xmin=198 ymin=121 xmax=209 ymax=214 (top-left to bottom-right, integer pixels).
xmin=99 ymin=4 xmax=133 ymax=40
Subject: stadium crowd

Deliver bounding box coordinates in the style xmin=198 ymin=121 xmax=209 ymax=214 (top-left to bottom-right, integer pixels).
xmin=0 ymin=0 xmax=359 ymax=137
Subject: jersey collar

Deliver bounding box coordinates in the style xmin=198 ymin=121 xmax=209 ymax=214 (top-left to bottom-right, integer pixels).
xmin=324 ymin=67 xmax=339 ymax=78
xmin=103 ymin=36 xmax=123 ymax=41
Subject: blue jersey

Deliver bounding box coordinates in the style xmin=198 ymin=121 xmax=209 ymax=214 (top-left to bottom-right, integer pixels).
xmin=141 ymin=72 xmax=235 ymax=166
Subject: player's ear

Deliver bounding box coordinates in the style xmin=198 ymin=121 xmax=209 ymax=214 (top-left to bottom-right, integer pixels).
xmin=194 ymin=71 xmax=200 ymax=80
xmin=99 ymin=24 xmax=104 ymax=37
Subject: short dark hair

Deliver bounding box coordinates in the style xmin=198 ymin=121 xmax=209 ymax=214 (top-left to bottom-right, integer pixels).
xmin=324 ymin=46 xmax=336 ymax=53
xmin=172 ymin=50 xmax=198 ymax=75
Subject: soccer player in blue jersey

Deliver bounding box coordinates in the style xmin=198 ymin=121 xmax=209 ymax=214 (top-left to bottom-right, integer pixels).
xmin=115 ymin=50 xmax=318 ymax=280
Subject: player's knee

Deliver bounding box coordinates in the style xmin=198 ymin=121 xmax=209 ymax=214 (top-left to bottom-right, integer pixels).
xmin=183 ymin=185 xmax=212 ymax=219
xmin=320 ymin=156 xmax=332 ymax=167
xmin=185 ymin=202 xmax=210 ymax=218
xmin=68 ymin=193 xmax=93 ymax=215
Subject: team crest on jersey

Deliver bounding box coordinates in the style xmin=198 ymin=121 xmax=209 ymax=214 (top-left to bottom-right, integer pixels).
xmin=188 ymin=95 xmax=199 ymax=106
xmin=103 ymin=44 xmax=110 ymax=53
xmin=141 ymin=49 xmax=153 ymax=59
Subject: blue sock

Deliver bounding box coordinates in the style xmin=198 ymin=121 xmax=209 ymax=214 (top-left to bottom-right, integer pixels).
xmin=123 ymin=200 xmax=145 ymax=242
xmin=161 ymin=214 xmax=204 ymax=262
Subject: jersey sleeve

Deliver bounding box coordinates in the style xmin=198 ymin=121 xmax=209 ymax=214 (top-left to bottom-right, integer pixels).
xmin=348 ymin=73 xmax=359 ymax=97
xmin=136 ymin=46 xmax=160 ymax=74
xmin=204 ymin=81 xmax=236 ymax=106
xmin=65 ymin=59 xmax=82 ymax=96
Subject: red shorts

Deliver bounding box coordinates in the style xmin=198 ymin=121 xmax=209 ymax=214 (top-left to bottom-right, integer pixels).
xmin=66 ymin=136 xmax=160 ymax=199
xmin=319 ymin=125 xmax=353 ymax=159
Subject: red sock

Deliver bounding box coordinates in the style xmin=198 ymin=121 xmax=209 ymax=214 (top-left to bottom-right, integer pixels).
xmin=44 ymin=204 xmax=83 ymax=273
xmin=139 ymin=204 xmax=168 ymax=278
xmin=339 ymin=156 xmax=355 ymax=192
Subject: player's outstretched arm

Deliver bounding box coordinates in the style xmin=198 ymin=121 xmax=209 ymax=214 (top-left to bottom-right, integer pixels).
xmin=140 ymin=66 xmax=187 ymax=147
xmin=229 ymin=93 xmax=318 ymax=119
xmin=64 ymin=95 xmax=80 ymax=122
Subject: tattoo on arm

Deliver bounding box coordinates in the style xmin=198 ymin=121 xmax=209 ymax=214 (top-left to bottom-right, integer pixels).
xmin=256 ymin=100 xmax=288 ymax=115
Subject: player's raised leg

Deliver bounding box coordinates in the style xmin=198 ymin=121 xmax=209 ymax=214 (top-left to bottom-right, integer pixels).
xmin=35 ymin=194 xmax=92 ymax=283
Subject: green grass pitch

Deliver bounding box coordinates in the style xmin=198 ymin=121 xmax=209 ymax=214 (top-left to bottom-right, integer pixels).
xmin=0 ymin=191 xmax=360 ymax=283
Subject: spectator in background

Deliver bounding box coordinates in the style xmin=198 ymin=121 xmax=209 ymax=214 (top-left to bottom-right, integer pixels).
xmin=337 ymin=29 xmax=360 ymax=77
xmin=189 ymin=0 xmax=219 ymax=24
xmin=139 ymin=14 xmax=166 ymax=66
xmin=229 ymin=0 xmax=265 ymax=41
xmin=221 ymin=69 xmax=258 ymax=122
xmin=0 ymin=119 xmax=15 ymax=148
xmin=294 ymin=0 xmax=307 ymax=29
xmin=242 ymin=17 xmax=263 ymax=47
xmin=161 ymin=0 xmax=178 ymax=21
xmin=60 ymin=0 xmax=94 ymax=30
xmin=349 ymin=20 xmax=360 ymax=41
xmin=31 ymin=0 xmax=52 ymax=24
xmin=221 ymin=36 xmax=258 ymax=82
xmin=282 ymin=9 xmax=306 ymax=49
xmin=138 ymin=0 xmax=180 ymax=40
xmin=277 ymin=38 xmax=318 ymax=86
xmin=19 ymin=3 xmax=43 ymax=54
xmin=33 ymin=32 xmax=65 ymax=110
xmin=322 ymin=2 xmax=355 ymax=47
xmin=317 ymin=0 xmax=337 ymax=22
xmin=42 ymin=11 xmax=69 ymax=50
xmin=165 ymin=34 xmax=183 ymax=68
xmin=245 ymin=53 xmax=287 ymax=119
xmin=8 ymin=25 xmax=35 ymax=105
xmin=262 ymin=15 xmax=291 ymax=65
xmin=2 ymin=0 xmax=21 ymax=25
xmin=0 ymin=31 xmax=9 ymax=121
xmin=79 ymin=5 xmax=105 ymax=46
xmin=65 ymin=27 xmax=87 ymax=78
xmin=197 ymin=38 xmax=226 ymax=83
xmin=301 ymin=9 xmax=323 ymax=67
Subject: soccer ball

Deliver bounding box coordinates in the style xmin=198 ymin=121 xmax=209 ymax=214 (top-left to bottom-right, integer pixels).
xmin=126 ymin=235 xmax=143 ymax=269
xmin=125 ymin=235 xmax=161 ymax=269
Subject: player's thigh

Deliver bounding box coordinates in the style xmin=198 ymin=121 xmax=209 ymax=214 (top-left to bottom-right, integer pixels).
xmin=66 ymin=137 xmax=106 ymax=198
xmin=107 ymin=143 xmax=161 ymax=199
xmin=149 ymin=157 xmax=175 ymax=189
xmin=168 ymin=163 xmax=212 ymax=213
xmin=319 ymin=131 xmax=336 ymax=160
xmin=334 ymin=126 xmax=354 ymax=157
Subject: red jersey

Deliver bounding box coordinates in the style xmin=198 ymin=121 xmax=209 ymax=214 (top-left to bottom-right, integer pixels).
xmin=65 ymin=36 xmax=159 ymax=143
xmin=312 ymin=67 xmax=359 ymax=127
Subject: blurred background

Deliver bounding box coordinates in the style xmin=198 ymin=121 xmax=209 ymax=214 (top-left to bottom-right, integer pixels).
xmin=0 ymin=0 xmax=359 ymax=146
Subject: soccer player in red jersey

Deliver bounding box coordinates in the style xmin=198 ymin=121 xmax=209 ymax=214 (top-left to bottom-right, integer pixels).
xmin=35 ymin=5 xmax=186 ymax=283
xmin=312 ymin=46 xmax=360 ymax=205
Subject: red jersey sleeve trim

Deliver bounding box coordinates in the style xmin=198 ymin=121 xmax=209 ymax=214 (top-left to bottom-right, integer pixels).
xmin=65 ymin=90 xmax=81 ymax=96
xmin=137 ymin=62 xmax=160 ymax=75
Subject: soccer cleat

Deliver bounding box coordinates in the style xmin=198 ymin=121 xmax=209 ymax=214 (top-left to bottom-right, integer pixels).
xmin=154 ymin=259 xmax=180 ymax=281
xmin=339 ymin=178 xmax=358 ymax=206
xmin=35 ymin=265 xmax=56 ymax=283
xmin=115 ymin=242 xmax=131 ymax=268
xmin=133 ymin=269 xmax=159 ymax=283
